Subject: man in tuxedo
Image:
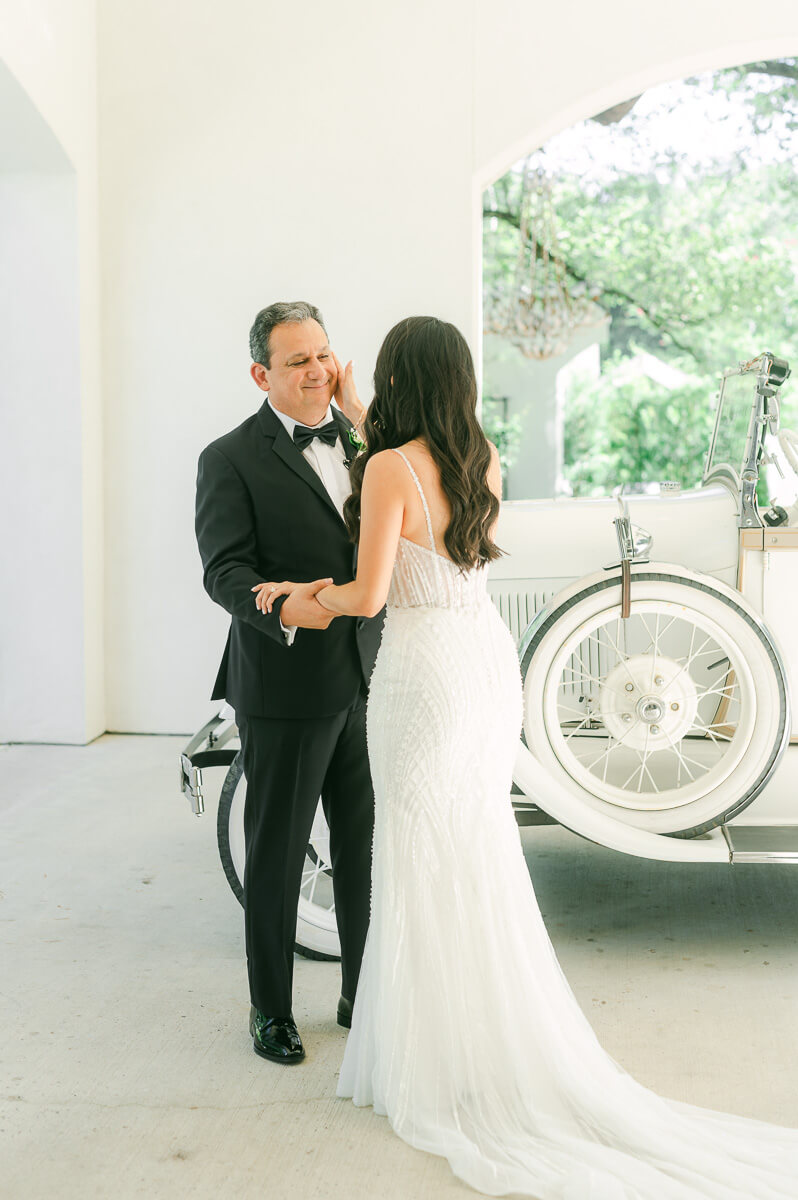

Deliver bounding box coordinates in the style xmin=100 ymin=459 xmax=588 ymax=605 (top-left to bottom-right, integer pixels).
xmin=195 ymin=301 xmax=383 ymax=1063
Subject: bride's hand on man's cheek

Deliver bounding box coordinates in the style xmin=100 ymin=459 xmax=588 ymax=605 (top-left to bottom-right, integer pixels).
xmin=331 ymin=350 xmax=363 ymax=426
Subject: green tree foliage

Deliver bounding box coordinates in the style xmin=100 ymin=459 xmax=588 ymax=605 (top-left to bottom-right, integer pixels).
xmin=481 ymin=396 xmax=524 ymax=494
xmin=557 ymin=162 xmax=798 ymax=371
xmin=483 ymin=60 xmax=798 ymax=496
xmin=562 ymin=361 xmax=714 ymax=495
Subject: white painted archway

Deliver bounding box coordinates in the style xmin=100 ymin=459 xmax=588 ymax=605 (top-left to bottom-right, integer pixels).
xmin=471 ymin=38 xmax=798 ymax=496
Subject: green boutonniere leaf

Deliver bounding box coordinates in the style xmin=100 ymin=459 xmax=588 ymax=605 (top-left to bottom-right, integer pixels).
xmin=348 ymin=428 xmax=366 ymax=452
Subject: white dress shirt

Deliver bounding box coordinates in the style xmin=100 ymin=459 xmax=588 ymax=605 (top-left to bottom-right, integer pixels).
xmin=267 ymin=397 xmax=353 ymax=645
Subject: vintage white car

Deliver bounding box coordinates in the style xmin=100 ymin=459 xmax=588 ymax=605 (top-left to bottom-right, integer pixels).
xmin=181 ymin=350 xmax=798 ymax=960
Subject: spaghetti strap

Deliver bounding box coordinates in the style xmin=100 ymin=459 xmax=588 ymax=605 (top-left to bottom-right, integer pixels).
xmin=390 ymin=448 xmax=437 ymax=555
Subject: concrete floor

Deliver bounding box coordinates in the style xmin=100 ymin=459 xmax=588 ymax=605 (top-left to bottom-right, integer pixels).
xmin=2 ymin=734 xmax=798 ymax=1200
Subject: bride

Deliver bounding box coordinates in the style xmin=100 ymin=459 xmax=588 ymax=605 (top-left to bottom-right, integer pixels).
xmin=255 ymin=316 xmax=798 ymax=1198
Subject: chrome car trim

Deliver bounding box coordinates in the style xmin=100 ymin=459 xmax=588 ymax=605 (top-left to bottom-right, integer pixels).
xmin=723 ymin=825 xmax=798 ymax=863
xmin=179 ymin=712 xmax=238 ymax=816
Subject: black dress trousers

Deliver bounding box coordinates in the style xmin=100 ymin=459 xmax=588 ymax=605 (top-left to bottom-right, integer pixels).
xmin=237 ymin=684 xmax=374 ymax=1017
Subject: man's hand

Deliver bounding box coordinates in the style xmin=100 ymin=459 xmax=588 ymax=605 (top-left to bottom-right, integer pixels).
xmin=251 ymin=578 xmax=337 ymax=629
xmin=281 ymin=580 xmax=338 ymax=628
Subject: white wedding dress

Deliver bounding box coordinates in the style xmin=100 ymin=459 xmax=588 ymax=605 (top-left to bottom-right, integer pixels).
xmin=337 ymin=448 xmax=798 ymax=1199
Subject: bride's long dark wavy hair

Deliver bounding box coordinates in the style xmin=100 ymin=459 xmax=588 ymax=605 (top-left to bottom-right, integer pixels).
xmin=343 ymin=316 xmax=504 ymax=569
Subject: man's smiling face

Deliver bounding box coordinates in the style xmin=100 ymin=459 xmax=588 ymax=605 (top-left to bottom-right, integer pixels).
xmin=251 ymin=319 xmax=335 ymax=422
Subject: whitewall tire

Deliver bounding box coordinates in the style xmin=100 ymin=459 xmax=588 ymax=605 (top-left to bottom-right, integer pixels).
xmin=519 ymin=569 xmax=790 ymax=837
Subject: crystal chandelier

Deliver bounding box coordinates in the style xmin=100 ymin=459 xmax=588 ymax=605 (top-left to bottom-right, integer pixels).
xmin=485 ymin=161 xmax=604 ymax=360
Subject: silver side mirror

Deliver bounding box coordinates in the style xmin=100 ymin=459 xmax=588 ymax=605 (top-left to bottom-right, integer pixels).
xmin=631 ymin=523 xmax=653 ymax=558
xmin=609 ymin=514 xmax=652 ymax=566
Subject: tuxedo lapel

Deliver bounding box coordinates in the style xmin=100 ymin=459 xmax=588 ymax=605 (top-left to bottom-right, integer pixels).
xmin=255 ymin=398 xmax=355 ymax=527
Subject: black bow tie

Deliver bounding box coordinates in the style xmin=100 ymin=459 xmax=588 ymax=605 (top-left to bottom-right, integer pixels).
xmin=293 ymin=418 xmax=340 ymax=453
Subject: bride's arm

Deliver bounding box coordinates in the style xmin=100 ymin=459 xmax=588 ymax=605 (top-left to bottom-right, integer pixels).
xmin=316 ymin=451 xmax=405 ymax=618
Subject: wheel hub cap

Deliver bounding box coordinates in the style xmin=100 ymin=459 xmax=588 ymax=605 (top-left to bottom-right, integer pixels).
xmin=637 ymin=696 xmax=664 ymax=723
xmin=601 ymin=653 xmax=698 ymax=750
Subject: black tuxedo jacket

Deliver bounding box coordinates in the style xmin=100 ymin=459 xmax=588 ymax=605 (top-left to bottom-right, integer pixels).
xmin=195 ymin=398 xmax=384 ymax=719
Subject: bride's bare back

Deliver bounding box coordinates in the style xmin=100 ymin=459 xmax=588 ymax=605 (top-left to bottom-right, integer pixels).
xmin=393 ymin=437 xmax=501 ymax=561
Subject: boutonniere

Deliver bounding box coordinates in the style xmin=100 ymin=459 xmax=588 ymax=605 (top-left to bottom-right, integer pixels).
xmin=348 ymin=427 xmax=366 ymax=453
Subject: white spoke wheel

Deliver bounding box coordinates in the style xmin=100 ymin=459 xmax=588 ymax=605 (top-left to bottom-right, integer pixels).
xmin=216 ymin=754 xmax=341 ymax=960
xmin=520 ymin=572 xmax=789 ymax=837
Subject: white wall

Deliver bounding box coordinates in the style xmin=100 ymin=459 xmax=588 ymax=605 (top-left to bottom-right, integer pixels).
xmin=97 ymin=0 xmax=476 ymax=731
xmin=0 ymin=1 xmax=103 ymax=742
xmin=0 ymin=170 xmax=84 ymax=741
xmin=92 ymin=0 xmax=798 ymax=733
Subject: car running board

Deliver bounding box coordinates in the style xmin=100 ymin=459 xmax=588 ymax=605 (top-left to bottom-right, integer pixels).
xmin=722 ymin=825 xmax=798 ymax=863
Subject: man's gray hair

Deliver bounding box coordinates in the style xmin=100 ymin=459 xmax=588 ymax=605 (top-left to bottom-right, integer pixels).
xmin=249 ymin=301 xmax=327 ymax=368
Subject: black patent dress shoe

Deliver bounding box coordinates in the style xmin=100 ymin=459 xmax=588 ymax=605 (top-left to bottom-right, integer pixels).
xmin=337 ymin=995 xmax=353 ymax=1029
xmin=249 ymin=1006 xmax=305 ymax=1063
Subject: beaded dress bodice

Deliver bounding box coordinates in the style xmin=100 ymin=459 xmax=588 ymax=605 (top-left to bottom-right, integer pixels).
xmin=386 ymin=449 xmax=489 ymax=611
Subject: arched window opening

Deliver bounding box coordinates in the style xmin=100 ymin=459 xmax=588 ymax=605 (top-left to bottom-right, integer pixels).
xmin=481 ymin=59 xmax=798 ymax=501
